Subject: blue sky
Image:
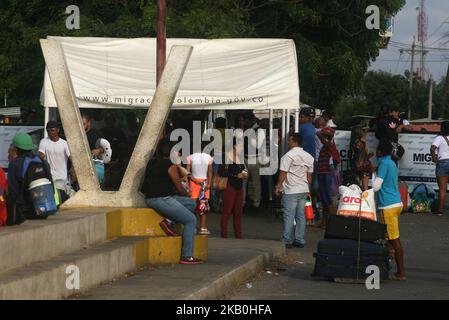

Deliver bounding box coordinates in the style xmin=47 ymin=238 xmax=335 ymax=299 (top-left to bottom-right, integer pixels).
xmin=369 ymin=0 xmax=449 ymax=81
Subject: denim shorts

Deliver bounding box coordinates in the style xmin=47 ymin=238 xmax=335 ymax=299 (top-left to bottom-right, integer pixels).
xmin=436 ymin=159 xmax=449 ymax=177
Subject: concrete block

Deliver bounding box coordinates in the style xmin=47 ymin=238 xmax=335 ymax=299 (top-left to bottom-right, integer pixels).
xmin=147 ymin=235 xmax=208 ymax=264
xmin=106 ymin=208 xmax=166 ymax=239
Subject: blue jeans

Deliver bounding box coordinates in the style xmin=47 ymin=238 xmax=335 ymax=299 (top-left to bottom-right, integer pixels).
xmin=436 ymin=159 xmax=449 ymax=177
xmin=281 ymin=193 xmax=308 ymax=245
xmin=318 ymin=173 xmax=333 ymax=206
xmin=146 ymin=196 xmax=197 ymax=258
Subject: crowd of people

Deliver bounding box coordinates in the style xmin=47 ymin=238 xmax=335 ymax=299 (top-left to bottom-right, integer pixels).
xmin=1 ymin=106 xmax=448 ymax=273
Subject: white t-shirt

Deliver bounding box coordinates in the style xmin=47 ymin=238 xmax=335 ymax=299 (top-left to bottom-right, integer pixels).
xmin=432 ymin=136 xmax=449 ymax=161
xmin=280 ymin=147 xmax=314 ymax=194
xmin=187 ymin=153 xmax=213 ymax=179
xmin=38 ymin=137 xmax=71 ymax=181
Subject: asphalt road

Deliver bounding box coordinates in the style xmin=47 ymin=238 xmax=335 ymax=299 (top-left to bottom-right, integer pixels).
xmin=207 ymin=209 xmax=449 ymax=300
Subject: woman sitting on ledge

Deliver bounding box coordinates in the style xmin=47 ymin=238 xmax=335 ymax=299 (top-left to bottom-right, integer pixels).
xmin=142 ymin=138 xmax=204 ymax=265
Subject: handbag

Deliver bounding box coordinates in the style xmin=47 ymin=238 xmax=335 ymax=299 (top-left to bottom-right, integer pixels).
xmin=213 ymin=174 xmax=227 ymax=190
xmin=213 ymin=165 xmax=228 ymax=190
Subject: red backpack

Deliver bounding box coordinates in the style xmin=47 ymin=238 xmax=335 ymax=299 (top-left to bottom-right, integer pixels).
xmin=0 ymin=167 xmax=7 ymax=226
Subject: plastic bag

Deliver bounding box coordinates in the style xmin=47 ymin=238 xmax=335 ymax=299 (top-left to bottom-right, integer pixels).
xmin=337 ymin=185 xmax=377 ymax=221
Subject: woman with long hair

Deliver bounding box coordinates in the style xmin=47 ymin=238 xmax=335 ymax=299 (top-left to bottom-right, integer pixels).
xmin=218 ymin=139 xmax=248 ymax=238
xmin=430 ymin=121 xmax=449 ymax=216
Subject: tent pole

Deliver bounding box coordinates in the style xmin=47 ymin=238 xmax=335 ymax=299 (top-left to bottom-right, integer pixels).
xmin=44 ymin=106 xmax=49 ymax=138
xmin=281 ymin=109 xmax=286 ymax=156
xmin=295 ymin=109 xmax=299 ymax=133
xmin=268 ymin=109 xmax=273 ymax=201
xmin=156 ymin=0 xmax=167 ymax=85
xmin=286 ymin=109 xmax=290 ymax=150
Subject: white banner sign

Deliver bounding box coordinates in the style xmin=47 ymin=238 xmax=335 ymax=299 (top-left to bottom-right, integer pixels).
xmin=334 ymin=130 xmax=439 ymax=190
xmin=0 ymin=126 xmax=43 ymax=169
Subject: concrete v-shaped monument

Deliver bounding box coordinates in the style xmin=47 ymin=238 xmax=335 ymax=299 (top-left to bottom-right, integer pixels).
xmin=40 ymin=38 xmax=193 ymax=208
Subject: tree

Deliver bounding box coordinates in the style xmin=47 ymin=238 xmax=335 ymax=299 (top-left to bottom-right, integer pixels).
xmin=0 ymin=0 xmax=406 ymax=117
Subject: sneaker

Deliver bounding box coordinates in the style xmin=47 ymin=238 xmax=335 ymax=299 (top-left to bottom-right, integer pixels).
xmin=292 ymin=241 xmax=305 ymax=248
xmin=179 ymin=257 xmax=204 ymax=265
xmin=199 ymin=228 xmax=211 ymax=235
xmin=159 ymin=219 xmax=179 ymax=236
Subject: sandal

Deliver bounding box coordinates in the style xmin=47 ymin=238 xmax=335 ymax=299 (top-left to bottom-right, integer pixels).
xmin=390 ymin=273 xmax=407 ymax=281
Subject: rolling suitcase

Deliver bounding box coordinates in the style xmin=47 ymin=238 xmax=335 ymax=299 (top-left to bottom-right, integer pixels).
xmin=325 ymin=215 xmax=387 ymax=244
xmin=312 ymin=238 xmax=390 ymax=280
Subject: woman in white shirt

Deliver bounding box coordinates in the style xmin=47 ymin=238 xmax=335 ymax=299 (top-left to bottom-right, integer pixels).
xmin=186 ymin=144 xmax=213 ymax=234
xmin=430 ymin=121 xmax=449 ymax=216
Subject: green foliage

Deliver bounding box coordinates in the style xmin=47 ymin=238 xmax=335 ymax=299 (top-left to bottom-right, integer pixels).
xmin=334 ymin=70 xmax=446 ymax=128
xmin=0 ymin=0 xmax=406 ymax=116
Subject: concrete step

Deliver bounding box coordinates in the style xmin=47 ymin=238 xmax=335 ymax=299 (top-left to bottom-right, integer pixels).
xmin=0 ymin=209 xmax=108 ymax=274
xmin=106 ymin=208 xmax=169 ymax=238
xmin=0 ymin=237 xmax=148 ymax=300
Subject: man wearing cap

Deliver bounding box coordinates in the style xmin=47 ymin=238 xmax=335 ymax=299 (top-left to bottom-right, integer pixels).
xmin=39 ymin=121 xmax=71 ymax=202
xmin=6 ymin=133 xmax=53 ymax=225
xmin=299 ymin=107 xmax=316 ymax=160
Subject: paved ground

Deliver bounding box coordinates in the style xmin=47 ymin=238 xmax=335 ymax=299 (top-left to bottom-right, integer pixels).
xmin=75 ymin=203 xmax=449 ymax=300
xmin=225 ymin=209 xmax=449 ymax=300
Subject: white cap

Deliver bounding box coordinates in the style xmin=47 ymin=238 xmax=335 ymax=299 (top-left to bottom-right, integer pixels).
xmin=327 ymin=119 xmax=337 ymax=128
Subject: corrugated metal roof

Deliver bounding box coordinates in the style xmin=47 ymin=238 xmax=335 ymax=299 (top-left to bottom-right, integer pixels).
xmin=0 ymin=107 xmax=21 ymax=117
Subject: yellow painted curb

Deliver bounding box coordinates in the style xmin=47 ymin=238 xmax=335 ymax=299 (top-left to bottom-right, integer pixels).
xmin=148 ymin=235 xmax=208 ymax=264
xmin=107 ymin=209 xmax=166 ymax=239
xmin=107 ymin=209 xmax=208 ymax=264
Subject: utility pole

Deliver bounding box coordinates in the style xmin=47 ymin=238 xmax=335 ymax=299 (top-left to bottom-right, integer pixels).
xmin=408 ymin=37 xmax=416 ymax=120
xmin=428 ymin=74 xmax=433 ymax=120
xmin=156 ymin=0 xmax=167 ymax=85
xmin=417 ymin=0 xmax=428 ymax=80
xmin=442 ymin=63 xmax=449 ymax=117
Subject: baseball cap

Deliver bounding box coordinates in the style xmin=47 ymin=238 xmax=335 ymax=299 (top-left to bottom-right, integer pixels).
xmin=46 ymin=121 xmax=60 ymax=130
xmin=299 ymin=107 xmax=315 ymax=118
xmin=12 ymin=133 xmax=36 ymax=151
xmin=327 ymin=119 xmax=337 ymax=128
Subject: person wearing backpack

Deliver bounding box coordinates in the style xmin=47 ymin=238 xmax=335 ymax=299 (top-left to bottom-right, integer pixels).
xmin=430 ymin=120 xmax=449 ymax=216
xmin=6 ymin=133 xmax=56 ymax=225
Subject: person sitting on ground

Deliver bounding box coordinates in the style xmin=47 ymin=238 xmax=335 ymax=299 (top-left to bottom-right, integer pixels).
xmin=142 ymin=139 xmax=204 ymax=265
xmin=186 ymin=141 xmax=213 ymax=235
xmin=373 ymin=140 xmax=406 ymax=281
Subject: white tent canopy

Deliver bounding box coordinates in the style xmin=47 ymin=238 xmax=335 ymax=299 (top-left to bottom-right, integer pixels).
xmin=40 ymin=37 xmax=299 ymax=111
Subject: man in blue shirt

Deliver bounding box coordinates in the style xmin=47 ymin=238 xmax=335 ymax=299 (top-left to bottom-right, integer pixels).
xmin=299 ymin=107 xmax=316 ymax=160
xmin=373 ymin=141 xmax=405 ymax=281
